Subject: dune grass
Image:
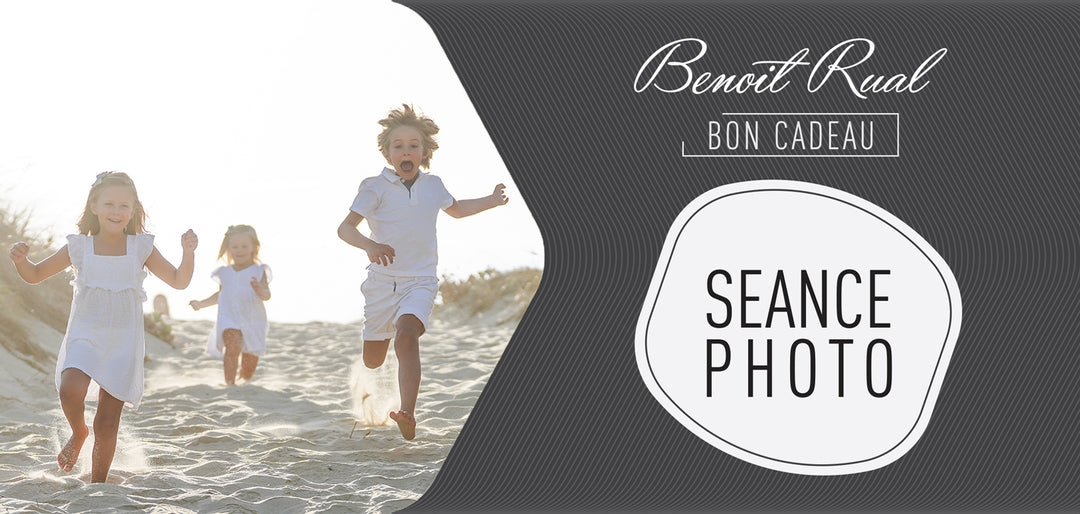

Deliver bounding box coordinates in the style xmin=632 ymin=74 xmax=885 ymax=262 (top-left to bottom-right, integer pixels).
xmin=437 ymin=267 xmax=542 ymax=324
xmin=0 ymin=204 xmax=73 ymax=372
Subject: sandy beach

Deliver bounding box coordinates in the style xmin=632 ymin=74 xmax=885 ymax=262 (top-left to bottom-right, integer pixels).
xmin=0 ymin=303 xmax=519 ymax=512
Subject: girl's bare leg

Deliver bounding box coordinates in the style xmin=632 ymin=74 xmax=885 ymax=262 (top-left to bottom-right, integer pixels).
xmin=222 ymin=329 xmax=243 ymax=385
xmin=57 ymin=368 xmax=92 ymax=472
xmin=238 ymin=353 xmax=259 ymax=381
xmin=389 ymin=314 xmax=424 ymax=440
xmin=90 ymin=388 xmax=124 ymax=483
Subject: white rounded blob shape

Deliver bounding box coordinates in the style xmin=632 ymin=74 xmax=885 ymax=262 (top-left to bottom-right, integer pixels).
xmin=636 ymin=180 xmax=962 ymax=475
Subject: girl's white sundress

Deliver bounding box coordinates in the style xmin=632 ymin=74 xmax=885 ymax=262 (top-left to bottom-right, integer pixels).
xmin=205 ymin=264 xmax=271 ymax=357
xmin=57 ymin=233 xmax=154 ymax=409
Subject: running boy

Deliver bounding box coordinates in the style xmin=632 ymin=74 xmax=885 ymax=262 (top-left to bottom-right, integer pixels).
xmin=337 ymin=104 xmax=508 ymax=440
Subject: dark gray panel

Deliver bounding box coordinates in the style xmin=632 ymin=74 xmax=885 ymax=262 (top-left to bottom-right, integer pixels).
xmin=398 ymin=1 xmax=1080 ymax=511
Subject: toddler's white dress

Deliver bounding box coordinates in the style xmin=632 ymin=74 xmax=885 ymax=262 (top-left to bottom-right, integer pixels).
xmin=205 ymin=264 xmax=271 ymax=357
xmin=56 ymin=234 xmax=154 ymax=409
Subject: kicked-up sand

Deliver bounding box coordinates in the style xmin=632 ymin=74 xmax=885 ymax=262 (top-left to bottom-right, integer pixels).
xmin=0 ymin=310 xmax=517 ymax=513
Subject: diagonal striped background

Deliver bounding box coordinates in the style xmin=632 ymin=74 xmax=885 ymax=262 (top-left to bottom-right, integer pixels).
xmin=399 ymin=1 xmax=1080 ymax=511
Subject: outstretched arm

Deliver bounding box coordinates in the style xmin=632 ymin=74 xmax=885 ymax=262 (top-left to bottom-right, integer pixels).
xmin=190 ymin=290 xmax=219 ymax=311
xmin=337 ymin=211 xmax=396 ymax=266
xmin=9 ymin=243 xmax=71 ymax=284
xmin=145 ymin=230 xmax=198 ymax=289
xmin=444 ymin=183 xmax=509 ymax=219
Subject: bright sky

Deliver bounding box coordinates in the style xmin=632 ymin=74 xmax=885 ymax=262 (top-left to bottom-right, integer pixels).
xmin=0 ymin=1 xmax=543 ymax=324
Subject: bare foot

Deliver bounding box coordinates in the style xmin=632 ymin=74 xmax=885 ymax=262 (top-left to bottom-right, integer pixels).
xmin=58 ymin=426 xmax=89 ymax=472
xmin=389 ymin=410 xmax=416 ymax=440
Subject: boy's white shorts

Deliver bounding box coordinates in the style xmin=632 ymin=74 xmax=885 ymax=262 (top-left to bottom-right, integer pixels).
xmin=361 ymin=272 xmax=438 ymax=340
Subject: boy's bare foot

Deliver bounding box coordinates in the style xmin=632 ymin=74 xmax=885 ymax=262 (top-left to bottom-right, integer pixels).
xmin=389 ymin=410 xmax=416 ymax=440
xmin=58 ymin=426 xmax=89 ymax=472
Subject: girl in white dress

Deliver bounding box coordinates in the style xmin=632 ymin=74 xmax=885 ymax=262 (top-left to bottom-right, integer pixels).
xmin=9 ymin=172 xmax=198 ymax=483
xmin=189 ymin=225 xmax=271 ymax=385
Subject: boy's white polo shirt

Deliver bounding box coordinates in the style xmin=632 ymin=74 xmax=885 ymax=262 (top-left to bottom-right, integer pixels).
xmin=350 ymin=167 xmax=455 ymax=277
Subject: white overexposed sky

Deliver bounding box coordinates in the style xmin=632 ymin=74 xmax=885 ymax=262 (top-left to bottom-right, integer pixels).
xmin=0 ymin=1 xmax=543 ymax=324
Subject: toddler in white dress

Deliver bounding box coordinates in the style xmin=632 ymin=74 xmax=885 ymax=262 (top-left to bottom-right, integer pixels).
xmin=9 ymin=172 xmax=198 ymax=483
xmin=190 ymin=225 xmax=271 ymax=385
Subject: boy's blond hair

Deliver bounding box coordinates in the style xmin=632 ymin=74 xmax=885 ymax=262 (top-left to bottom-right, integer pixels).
xmin=377 ymin=104 xmax=440 ymax=169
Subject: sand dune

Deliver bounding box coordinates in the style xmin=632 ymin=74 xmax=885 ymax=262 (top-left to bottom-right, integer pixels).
xmin=0 ymin=310 xmax=517 ymax=512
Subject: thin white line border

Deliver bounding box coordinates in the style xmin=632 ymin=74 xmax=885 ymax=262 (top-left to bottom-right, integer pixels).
xmin=681 ymin=112 xmax=900 ymax=158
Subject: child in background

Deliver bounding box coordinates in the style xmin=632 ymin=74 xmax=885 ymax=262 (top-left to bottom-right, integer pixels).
xmin=9 ymin=171 xmax=198 ymax=483
xmin=190 ymin=225 xmax=271 ymax=385
xmin=337 ymin=104 xmax=509 ymax=440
